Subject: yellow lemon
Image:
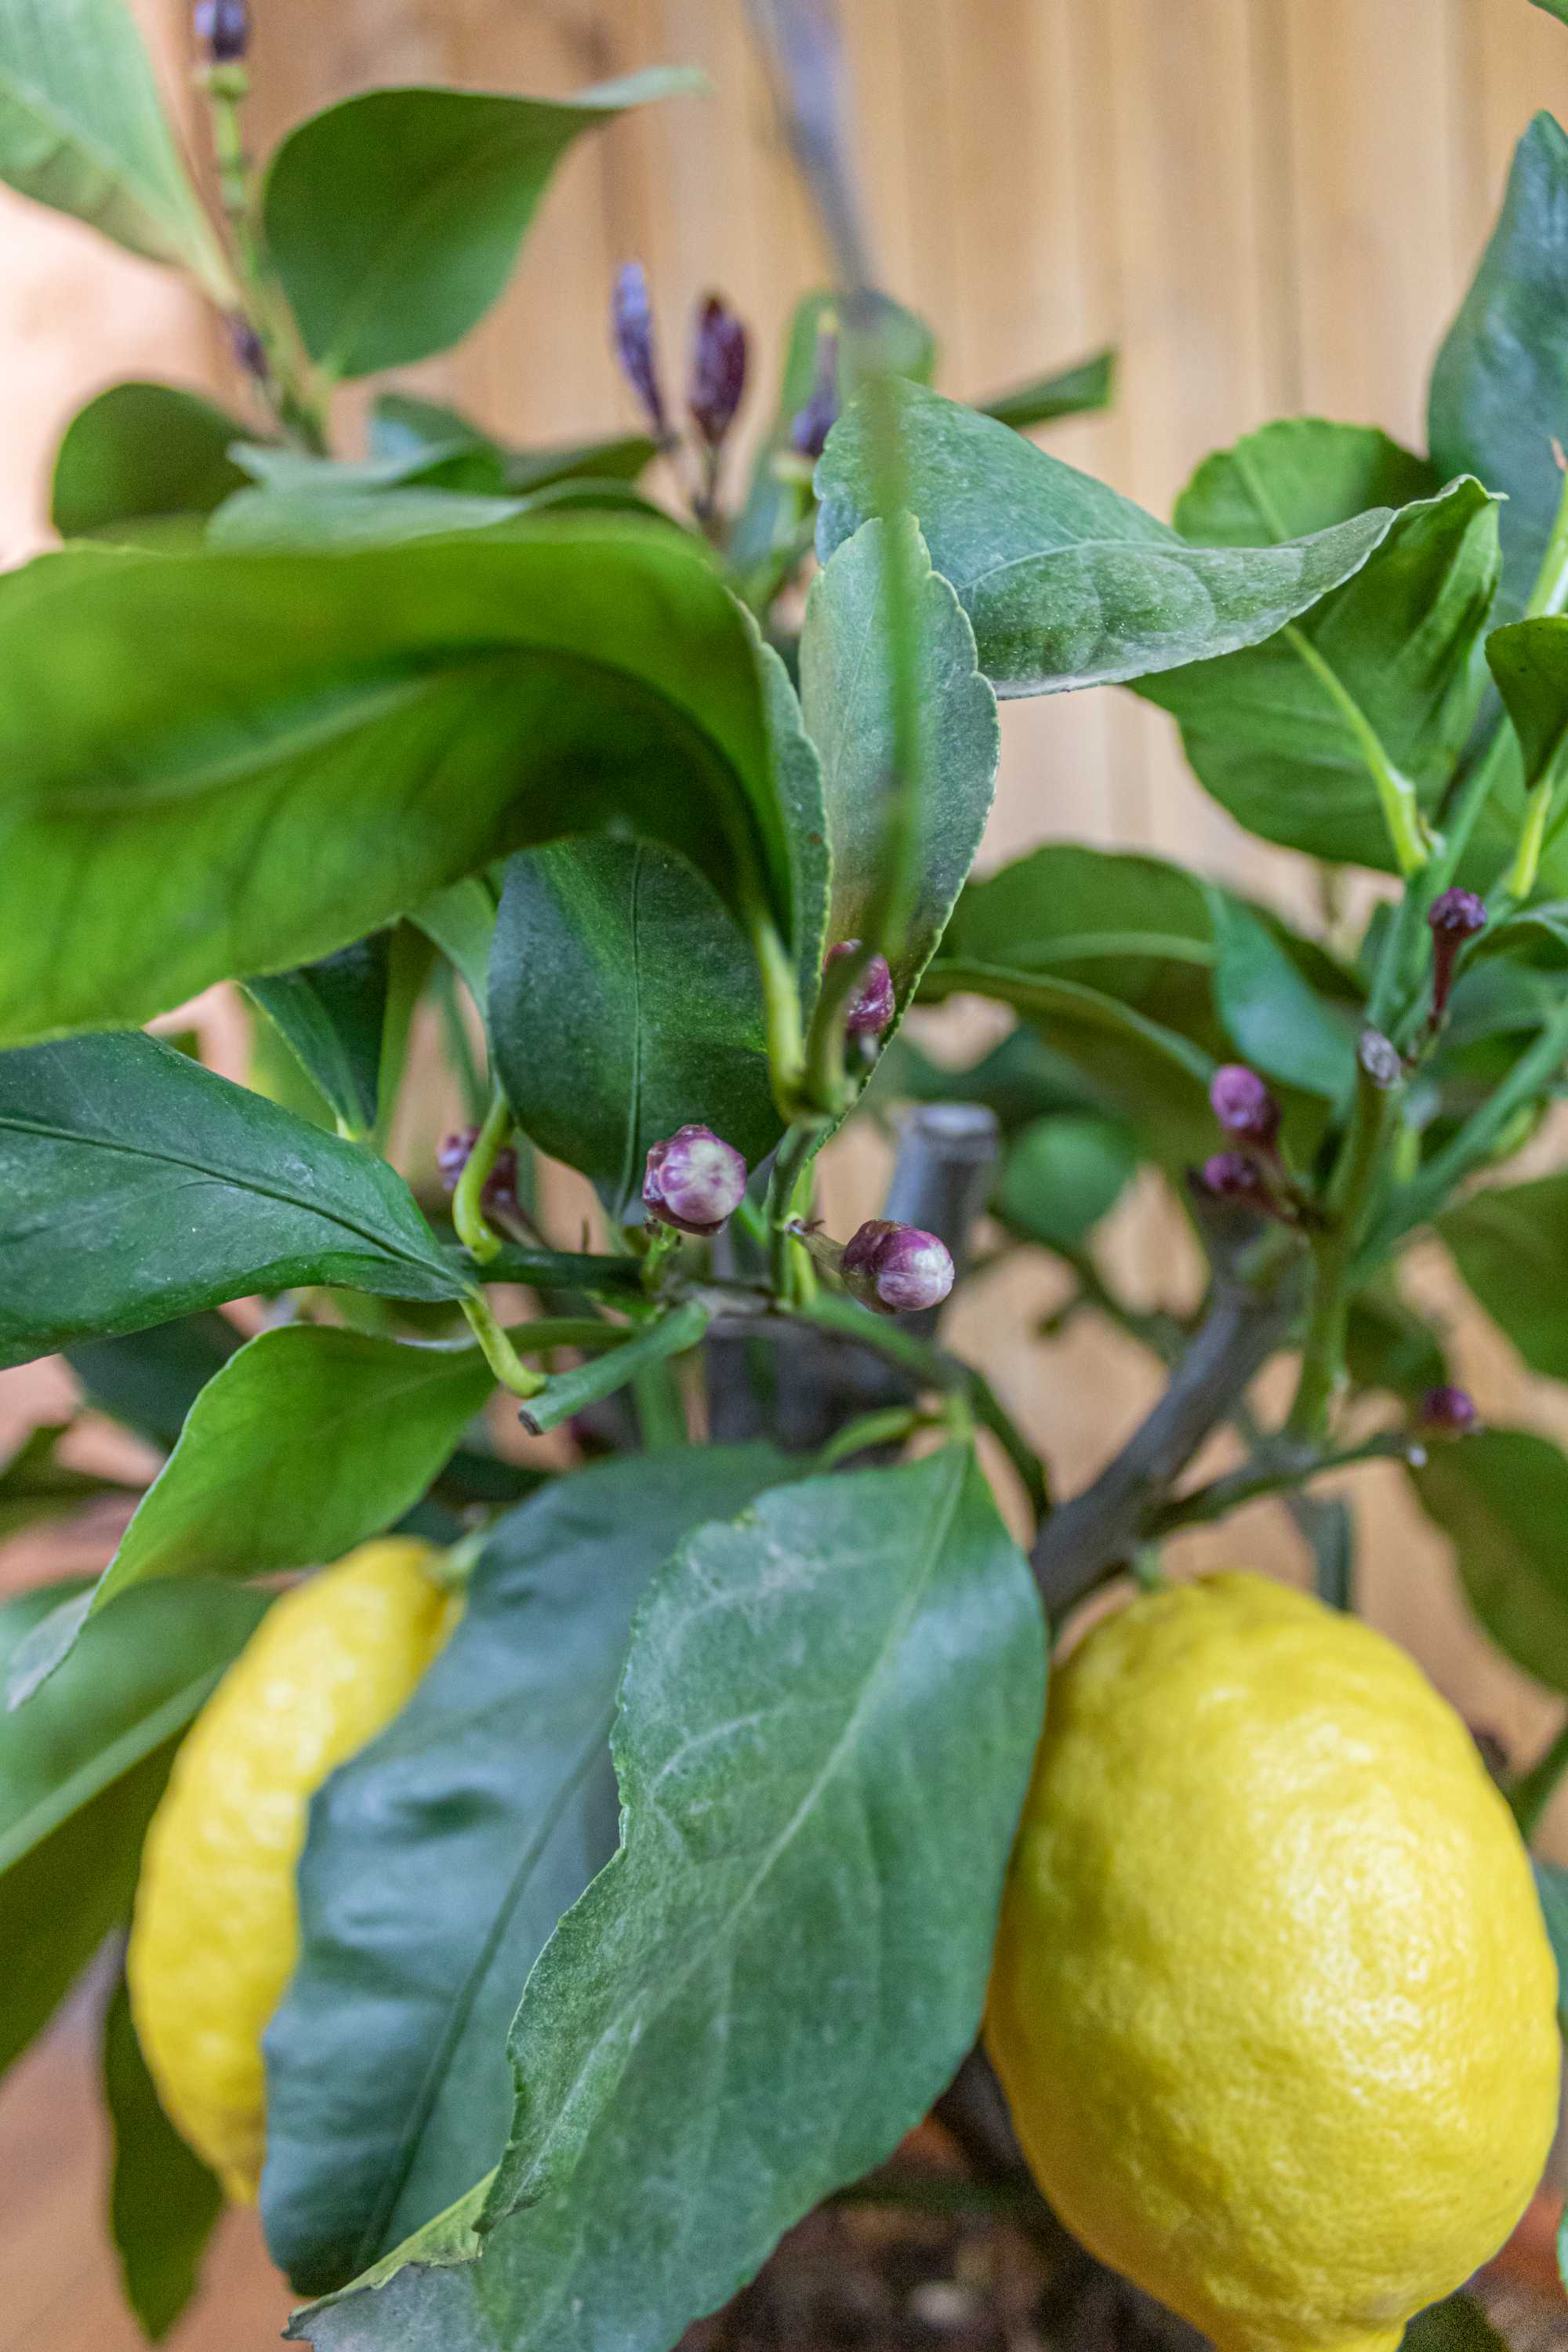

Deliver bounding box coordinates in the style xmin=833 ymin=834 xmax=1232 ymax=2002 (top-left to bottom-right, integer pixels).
xmin=128 ymin=1538 xmax=457 ymax=2201
xmin=985 ymin=1572 xmax=1560 ymax=2352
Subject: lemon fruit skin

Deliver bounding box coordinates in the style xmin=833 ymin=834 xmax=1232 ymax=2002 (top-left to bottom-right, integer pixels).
xmin=985 ymin=1572 xmax=1560 ymax=2352
xmin=128 ymin=1539 xmax=456 ymax=2203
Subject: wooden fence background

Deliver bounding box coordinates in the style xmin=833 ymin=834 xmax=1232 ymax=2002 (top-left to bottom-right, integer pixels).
xmin=2 ymin=5 xmax=1568 ymax=2338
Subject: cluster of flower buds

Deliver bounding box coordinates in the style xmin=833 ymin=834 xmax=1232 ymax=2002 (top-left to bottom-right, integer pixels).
xmin=1200 ymin=1063 xmax=1294 ymax=1218
xmin=790 ymin=322 xmax=840 ymax=463
xmin=825 ymin=940 xmax=895 ymax=1041
xmin=194 ymin=0 xmax=249 ymax=63
xmin=1427 ymin=887 xmax=1487 ymax=1029
xmin=612 ymin=267 xmax=750 ymax=470
xmin=438 ymin=1127 xmax=521 ymax=1219
xmin=643 ymin=1124 xmax=749 ymax=1237
xmin=840 ymin=1219 xmax=956 ymax=1316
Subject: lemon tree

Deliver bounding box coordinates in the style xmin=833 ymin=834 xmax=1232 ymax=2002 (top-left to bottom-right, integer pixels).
xmin=0 ymin=3 xmax=1565 ymax=2349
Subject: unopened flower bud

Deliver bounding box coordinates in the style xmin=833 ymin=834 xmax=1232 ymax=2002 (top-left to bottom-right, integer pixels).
xmin=1200 ymin=1151 xmax=1266 ymax=1203
xmin=1209 ymin=1064 xmax=1280 ymax=1149
xmin=841 ymin=1219 xmax=956 ymax=1316
xmin=1416 ymin=1384 xmax=1479 ymax=1439
xmin=688 ymin=294 xmax=748 ymax=450
xmin=195 ymin=0 xmax=249 ymax=61
xmin=227 ymin=313 xmax=268 ymax=383
xmin=437 ymin=1127 xmax=520 ymax=1215
xmin=790 ymin=324 xmax=840 ymax=462
xmin=1427 ymin=887 xmax=1487 ymax=1025
xmin=643 ymin=1123 xmax=747 ymax=1236
xmin=1358 ymin=1028 xmax=1403 ymax=1090
xmin=612 ymin=263 xmax=668 ymax=440
xmin=826 ymin=940 xmax=895 ymax=1038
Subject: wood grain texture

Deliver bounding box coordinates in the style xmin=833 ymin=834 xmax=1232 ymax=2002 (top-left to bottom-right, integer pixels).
xmin=2 ymin=3 xmax=1568 ymax=2334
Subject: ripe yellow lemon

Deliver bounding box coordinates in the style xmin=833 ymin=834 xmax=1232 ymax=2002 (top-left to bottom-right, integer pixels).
xmin=985 ymin=1572 xmax=1561 ymax=2352
xmin=128 ymin=1539 xmax=457 ymax=2201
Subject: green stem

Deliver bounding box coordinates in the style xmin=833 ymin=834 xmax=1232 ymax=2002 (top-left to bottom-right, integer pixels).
xmin=815 ymin=1406 xmax=924 ymax=1472
xmin=1509 ymin=1717 xmax=1568 ymax=1842
xmin=460 ymin=1291 xmax=546 ymax=1399
xmin=1507 ymin=783 xmax=1553 ymax=903
xmin=1146 ymin=1430 xmax=1415 ymax=1539
xmin=1527 ymin=458 xmax=1568 ymax=623
xmin=1286 ymin=1051 xmax=1400 ymax=1443
xmin=203 ymin=65 xmax=328 ymax=452
xmin=1370 ymin=990 xmax=1568 ymax=1251
xmin=750 ymin=913 xmax=808 ymax=1120
xmin=452 ymin=1088 xmax=512 ymax=1265
xmin=632 ymin=1359 xmax=689 ymax=1451
xmin=802 ymin=940 xmax=873 ymax=1116
xmin=768 ymin=1120 xmax=829 ymax=1302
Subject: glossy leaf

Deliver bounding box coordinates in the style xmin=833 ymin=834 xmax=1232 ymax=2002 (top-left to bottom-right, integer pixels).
xmin=491 ymin=652 xmax=825 ymax=1212
xmin=1208 ymin=895 xmax=1356 ymax=1098
xmin=53 ymin=383 xmax=251 ymax=545
xmin=1486 ymin=616 xmax=1568 ymax=793
xmin=297 ymin=1448 xmax=1044 ymax=2352
xmin=0 ymin=1577 xmax=267 ymax=2078
xmin=816 ymin=382 xmax=1408 ymax=696
xmin=1137 ymin=423 xmax=1500 ymax=872
xmin=1411 ymin=1428 xmax=1568 ymax=1692
xmin=245 ymin=936 xmax=395 ymax=1138
xmin=13 ymin=1325 xmax=497 ymax=1704
xmin=731 ymin=286 xmax=935 ymax=578
xmin=0 ymin=0 xmax=227 ymax=289
xmin=103 ymin=1970 xmax=223 ymax=2340
xmin=67 ymin=1314 xmax=241 ymax=1450
xmin=978 ymin=348 xmax=1116 ymax=430
xmin=1441 ymin=1172 xmax=1568 ymax=1381
xmin=1430 ymin=113 xmax=1568 ymax=622
xmin=0 ymin=523 xmax=793 ymax=1048
xmin=263 ymin=74 xmax=699 ymax=381
xmin=264 ymin=1445 xmax=791 ymax=2294
xmin=800 ymin=515 xmax=1000 ymax=1003
xmin=0 ymin=1032 xmax=466 ymax=1372
xmin=996 ymin=1115 xmax=1137 ymax=1251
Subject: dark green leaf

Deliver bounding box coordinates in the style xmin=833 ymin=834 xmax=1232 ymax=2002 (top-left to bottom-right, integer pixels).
xmin=1410 ymin=1428 xmax=1568 ymax=1692
xmin=103 ymin=1969 xmax=222 ymax=2340
xmin=1137 ymin=423 xmax=1499 ymax=872
xmin=0 ymin=525 xmax=793 ymax=1047
xmin=245 ymin=936 xmax=395 ymax=1138
xmin=52 ymin=383 xmax=251 ymax=546
xmin=0 ymin=0 xmax=228 ymax=289
xmin=67 ymin=1314 xmax=241 ymax=1450
xmin=1431 ymin=114 xmax=1568 ymax=622
xmin=297 ymin=1448 xmax=1045 ymax=2352
xmin=0 ymin=1577 xmax=267 ymax=2078
xmin=1534 ymin=1863 xmax=1568 ymax=2031
xmin=410 ymin=879 xmax=496 ymax=1006
xmin=875 ymin=1025 xmax=1106 ymax=1133
xmin=1400 ymin=2294 xmax=1507 ymax=2352
xmin=1345 ymin=1286 xmax=1449 ymax=1402
xmin=800 ymin=514 xmax=999 ymax=1004
xmin=1486 ymin=617 xmax=1568 ymax=793
xmin=1209 ymin=895 xmax=1357 ymax=1098
xmin=263 ymin=73 xmax=699 ymax=381
xmin=996 ymin=1115 xmax=1137 ymax=1250
xmin=731 ymin=286 xmax=935 ymax=579
xmin=816 ymin=382 xmax=1410 ymax=697
xmin=1531 ymin=0 xmax=1568 ymax=21
xmin=13 ymin=1324 xmax=496 ymax=1703
xmin=0 ymin=1032 xmax=466 ymax=1371
xmin=0 ymin=1422 xmax=127 ymax=1542
xmin=1441 ymin=1171 xmax=1568 ymax=1381
xmin=264 ymin=1445 xmax=792 ymax=2294
xmin=491 ymin=648 xmax=824 ymax=1213
xmin=978 ymin=349 xmax=1116 ymax=430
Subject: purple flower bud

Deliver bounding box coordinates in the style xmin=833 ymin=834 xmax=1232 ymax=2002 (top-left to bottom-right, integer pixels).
xmin=1209 ymin=1064 xmax=1280 ymax=1149
xmin=1428 ymin=887 xmax=1487 ymax=1024
xmin=790 ymin=324 xmax=839 ymax=463
xmin=227 ymin=313 xmax=268 ymax=383
xmin=195 ymin=0 xmax=249 ymax=61
xmin=688 ymin=294 xmax=748 ymax=451
xmin=826 ymin=940 xmax=895 ymax=1038
xmin=841 ymin=1220 xmax=956 ymax=1316
xmin=612 ymin=263 xmax=667 ymax=440
xmin=1417 ymin=1384 xmax=1479 ymax=1439
xmin=643 ymin=1124 xmax=748 ymax=1236
xmin=1200 ymin=1151 xmax=1266 ymax=1203
xmin=438 ymin=1127 xmax=519 ymax=1216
